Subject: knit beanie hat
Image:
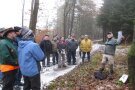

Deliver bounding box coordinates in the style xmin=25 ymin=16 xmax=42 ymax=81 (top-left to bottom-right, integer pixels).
xmin=21 ymin=27 xmax=34 ymax=40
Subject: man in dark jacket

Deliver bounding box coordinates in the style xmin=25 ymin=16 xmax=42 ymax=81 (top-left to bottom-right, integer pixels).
xmin=67 ymin=36 xmax=78 ymax=65
xmin=0 ymin=28 xmax=19 ymax=90
xmin=40 ymin=35 xmax=52 ymax=67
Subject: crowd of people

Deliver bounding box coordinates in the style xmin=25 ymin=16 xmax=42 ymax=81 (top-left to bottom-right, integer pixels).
xmin=0 ymin=26 xmax=123 ymax=90
xmin=0 ymin=26 xmax=93 ymax=90
xmin=39 ymin=34 xmax=93 ymax=68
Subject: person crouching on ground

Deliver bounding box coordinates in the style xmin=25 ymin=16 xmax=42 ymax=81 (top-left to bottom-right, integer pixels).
xmin=99 ymin=32 xmax=123 ymax=79
xmin=18 ymin=28 xmax=45 ymax=90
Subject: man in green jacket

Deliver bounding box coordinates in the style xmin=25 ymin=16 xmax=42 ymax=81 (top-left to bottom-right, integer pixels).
xmin=0 ymin=28 xmax=19 ymax=90
xmin=100 ymin=32 xmax=123 ymax=79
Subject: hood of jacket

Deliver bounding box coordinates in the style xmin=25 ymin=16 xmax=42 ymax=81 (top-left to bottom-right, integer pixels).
xmin=18 ymin=40 xmax=33 ymax=48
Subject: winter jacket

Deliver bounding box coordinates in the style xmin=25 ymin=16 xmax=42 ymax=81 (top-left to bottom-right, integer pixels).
xmin=58 ymin=40 xmax=67 ymax=53
xmin=0 ymin=38 xmax=19 ymax=72
xmin=80 ymin=39 xmax=92 ymax=52
xmin=67 ymin=39 xmax=78 ymax=51
xmin=18 ymin=41 xmax=45 ymax=77
xmin=51 ymin=40 xmax=58 ymax=52
xmin=40 ymin=40 xmax=53 ymax=54
xmin=104 ymin=38 xmax=119 ymax=55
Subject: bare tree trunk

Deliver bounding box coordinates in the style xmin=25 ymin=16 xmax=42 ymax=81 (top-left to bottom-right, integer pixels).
xmin=63 ymin=0 xmax=70 ymax=38
xmin=63 ymin=4 xmax=67 ymax=38
xmin=69 ymin=0 xmax=76 ymax=35
xmin=22 ymin=0 xmax=25 ymax=27
xmin=103 ymin=25 xmax=107 ymax=42
xmin=133 ymin=25 xmax=135 ymax=42
xmin=29 ymin=0 xmax=39 ymax=33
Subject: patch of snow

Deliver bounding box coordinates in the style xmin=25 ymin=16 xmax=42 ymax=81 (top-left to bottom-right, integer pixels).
xmin=41 ymin=65 xmax=76 ymax=88
xmin=0 ymin=44 xmax=104 ymax=90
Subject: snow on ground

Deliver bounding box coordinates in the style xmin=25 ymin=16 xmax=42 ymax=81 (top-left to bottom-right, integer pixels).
xmin=0 ymin=44 xmax=102 ymax=90
xmin=40 ymin=44 xmax=103 ymax=88
xmin=40 ymin=65 xmax=76 ymax=88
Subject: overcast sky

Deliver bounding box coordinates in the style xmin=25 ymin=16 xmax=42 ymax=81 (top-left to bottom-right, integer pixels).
xmin=0 ymin=0 xmax=103 ymax=28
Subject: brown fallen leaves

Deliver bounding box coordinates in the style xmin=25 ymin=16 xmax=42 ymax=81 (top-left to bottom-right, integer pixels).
xmin=44 ymin=48 xmax=129 ymax=90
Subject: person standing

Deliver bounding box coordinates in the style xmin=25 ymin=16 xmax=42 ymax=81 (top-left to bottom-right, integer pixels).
xmin=0 ymin=28 xmax=5 ymax=83
xmin=99 ymin=32 xmax=123 ymax=79
xmin=0 ymin=28 xmax=19 ymax=90
xmin=67 ymin=36 xmax=78 ymax=65
xmin=80 ymin=35 xmax=92 ymax=63
xmin=13 ymin=26 xmax=24 ymax=86
xmin=40 ymin=35 xmax=52 ymax=67
xmin=57 ymin=37 xmax=67 ymax=68
xmin=52 ymin=37 xmax=59 ymax=65
xmin=78 ymin=35 xmax=84 ymax=58
xmin=18 ymin=28 xmax=44 ymax=90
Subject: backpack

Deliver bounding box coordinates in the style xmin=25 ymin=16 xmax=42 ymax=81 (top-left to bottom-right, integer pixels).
xmin=94 ymin=70 xmax=108 ymax=80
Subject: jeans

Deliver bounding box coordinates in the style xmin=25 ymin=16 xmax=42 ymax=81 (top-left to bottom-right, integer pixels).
xmin=82 ymin=52 xmax=90 ymax=62
xmin=68 ymin=50 xmax=76 ymax=65
xmin=52 ymin=52 xmax=58 ymax=65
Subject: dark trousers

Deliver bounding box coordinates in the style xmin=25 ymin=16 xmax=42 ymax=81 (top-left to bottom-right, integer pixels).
xmin=68 ymin=50 xmax=76 ymax=65
xmin=42 ymin=53 xmax=50 ymax=67
xmin=52 ymin=52 xmax=58 ymax=65
xmin=2 ymin=69 xmax=17 ymax=90
xmin=15 ymin=69 xmax=22 ymax=85
xmin=79 ymin=49 xmax=82 ymax=58
xmin=82 ymin=52 xmax=90 ymax=62
xmin=23 ymin=74 xmax=41 ymax=90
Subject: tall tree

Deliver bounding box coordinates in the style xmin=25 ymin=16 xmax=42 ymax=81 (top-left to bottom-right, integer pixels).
xmin=69 ymin=0 xmax=76 ymax=35
xmin=97 ymin=0 xmax=135 ymax=42
xmin=29 ymin=0 xmax=39 ymax=33
xmin=133 ymin=20 xmax=135 ymax=42
xmin=56 ymin=0 xmax=98 ymax=39
xmin=22 ymin=0 xmax=25 ymax=27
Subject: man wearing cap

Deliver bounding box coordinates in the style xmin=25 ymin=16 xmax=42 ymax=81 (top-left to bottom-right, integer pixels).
xmin=18 ymin=28 xmax=44 ymax=90
xmin=13 ymin=26 xmax=24 ymax=86
xmin=80 ymin=35 xmax=92 ymax=63
xmin=99 ymin=32 xmax=123 ymax=79
xmin=0 ymin=28 xmax=19 ymax=90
